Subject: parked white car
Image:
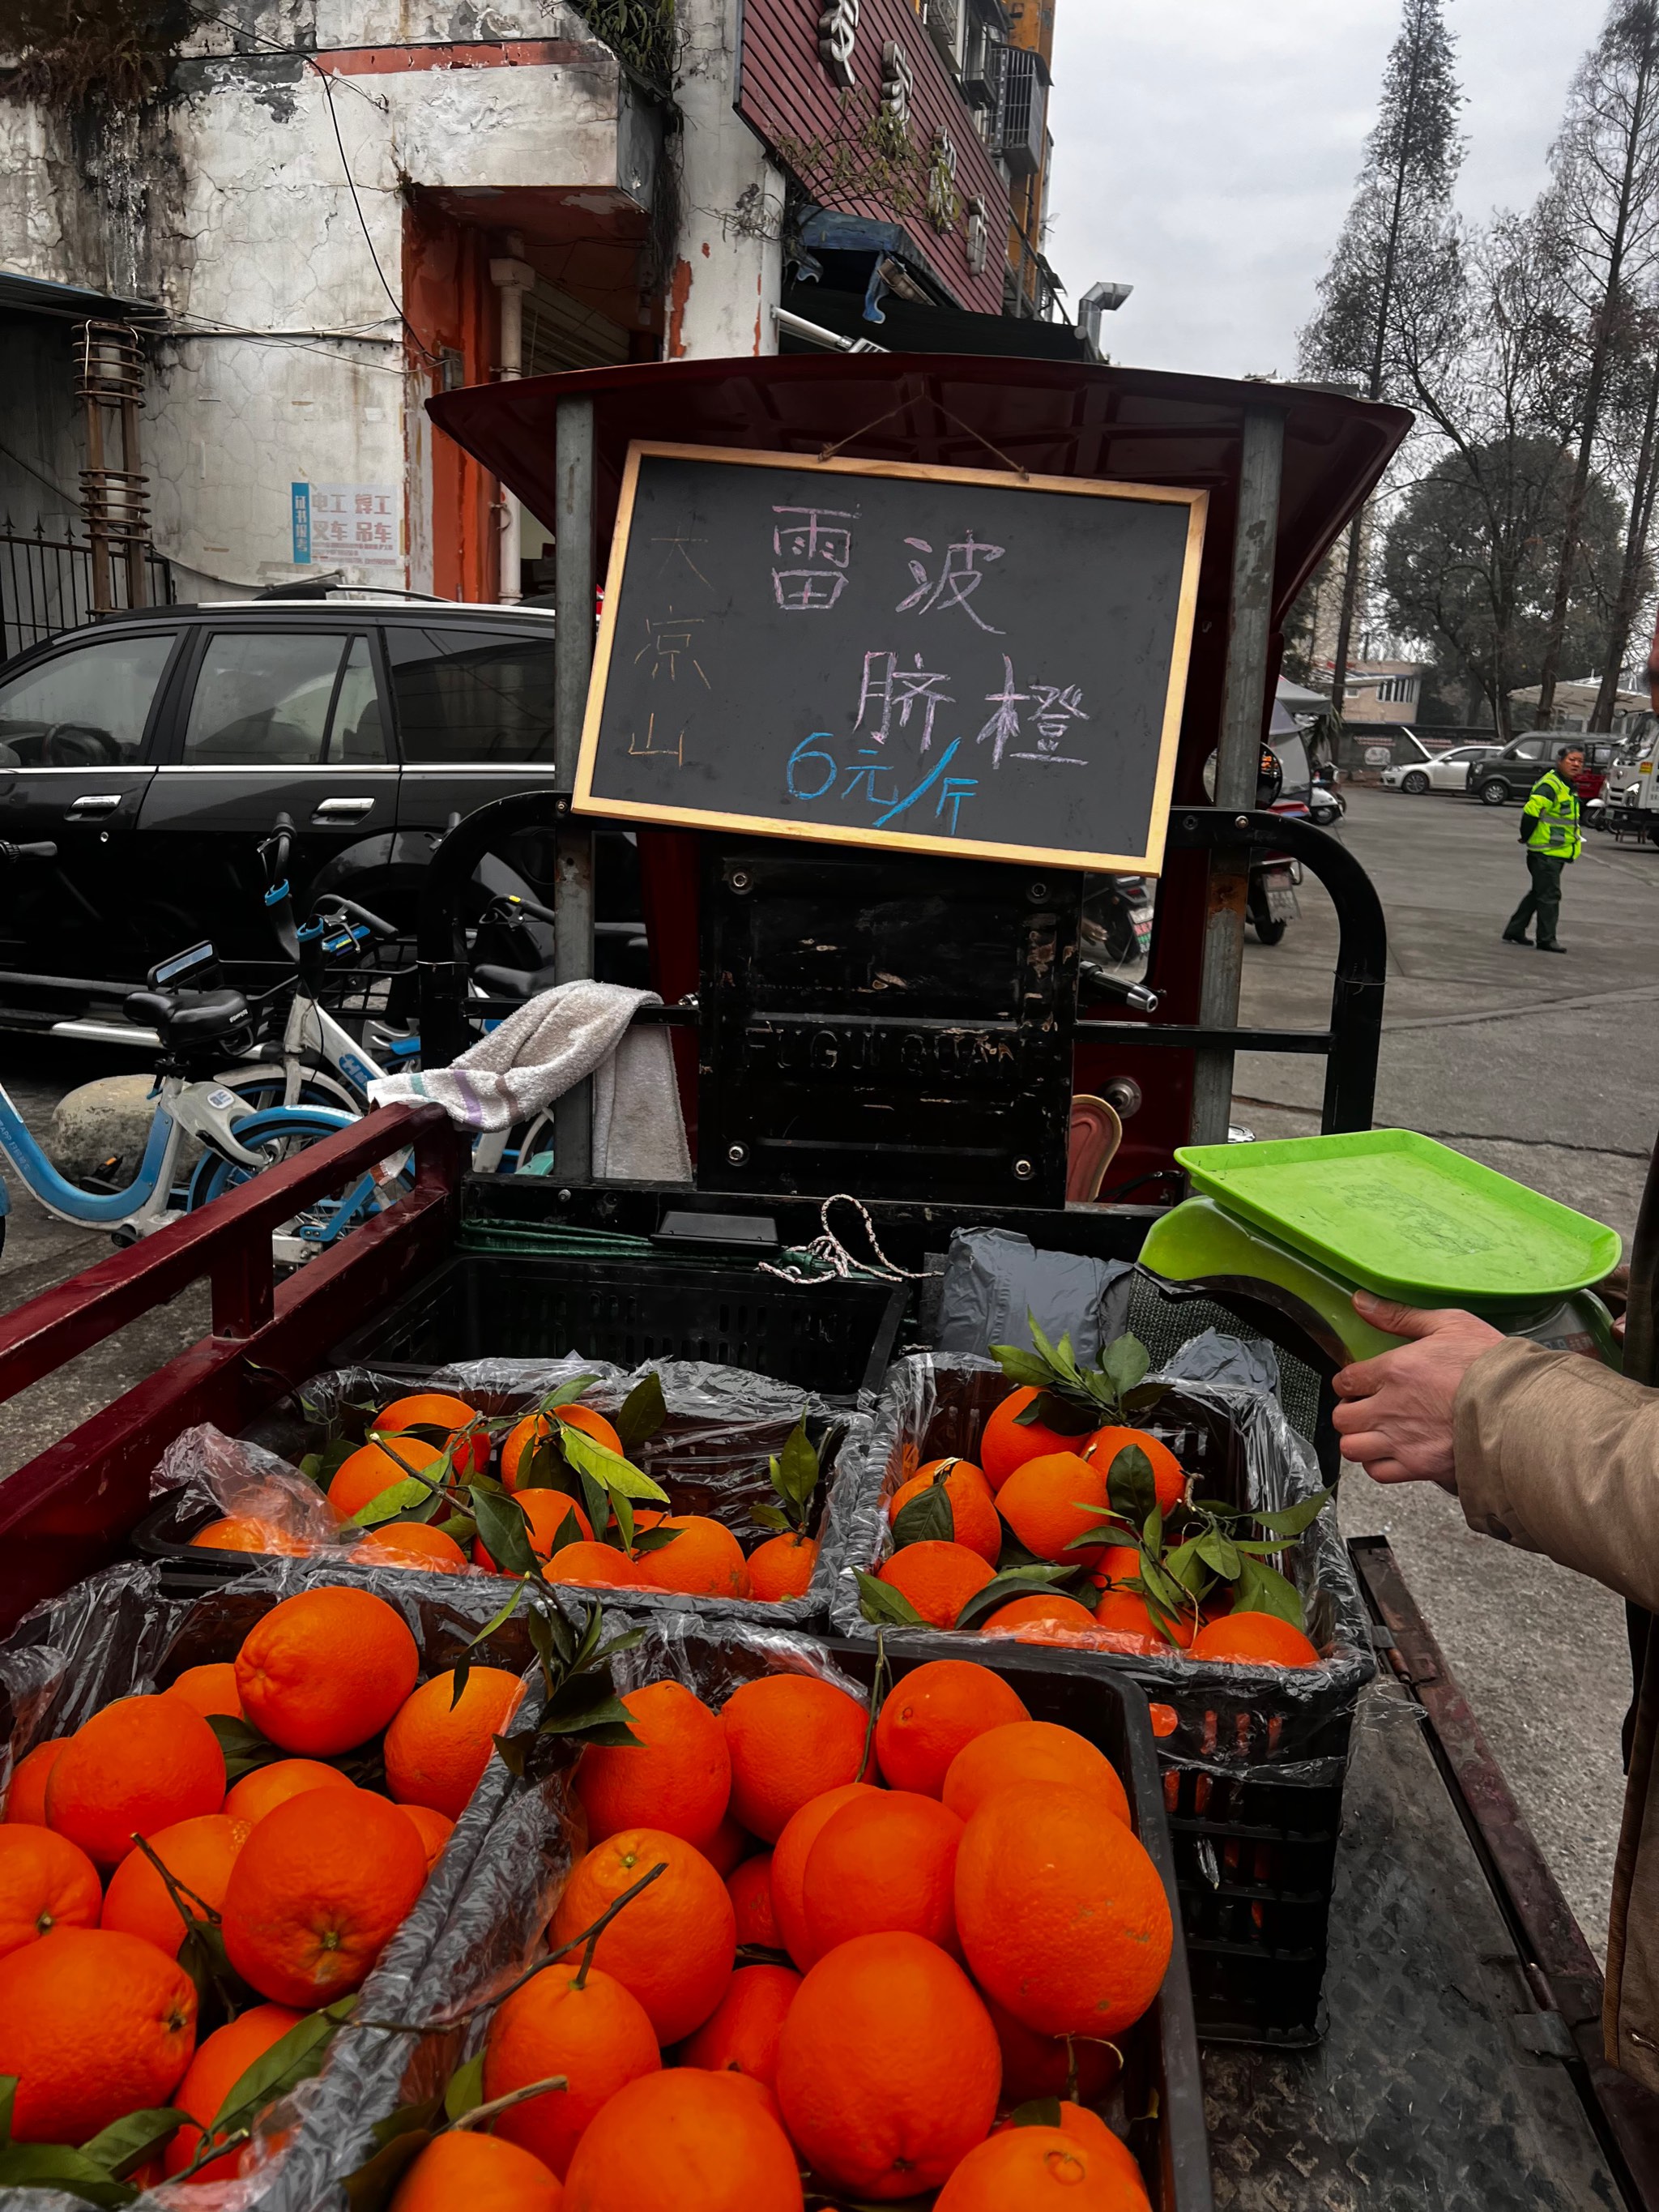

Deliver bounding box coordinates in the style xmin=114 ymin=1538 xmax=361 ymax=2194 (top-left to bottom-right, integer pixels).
xmin=1382 ymin=741 xmax=1504 ymax=794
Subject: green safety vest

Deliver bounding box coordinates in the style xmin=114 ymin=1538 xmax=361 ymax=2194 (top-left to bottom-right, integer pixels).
xmin=1523 ymin=769 xmax=1582 ymax=860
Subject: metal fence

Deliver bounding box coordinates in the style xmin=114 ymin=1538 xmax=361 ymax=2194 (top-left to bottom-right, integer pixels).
xmin=0 ymin=519 xmax=174 ymax=664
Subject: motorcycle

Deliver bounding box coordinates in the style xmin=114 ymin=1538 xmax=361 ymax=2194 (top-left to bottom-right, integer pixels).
xmin=1307 ymin=768 xmax=1345 ymax=827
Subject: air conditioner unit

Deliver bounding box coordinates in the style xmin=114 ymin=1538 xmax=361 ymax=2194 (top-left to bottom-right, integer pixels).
xmin=924 ymin=0 xmax=962 ymax=68
xmin=1000 ymin=45 xmax=1048 ymax=175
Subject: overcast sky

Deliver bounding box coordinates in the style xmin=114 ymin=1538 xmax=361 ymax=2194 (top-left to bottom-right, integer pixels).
xmin=1046 ymin=0 xmax=1608 ymax=379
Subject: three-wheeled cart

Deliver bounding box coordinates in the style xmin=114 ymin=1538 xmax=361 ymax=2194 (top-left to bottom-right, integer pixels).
xmin=2 ymin=355 xmax=1657 ymax=2206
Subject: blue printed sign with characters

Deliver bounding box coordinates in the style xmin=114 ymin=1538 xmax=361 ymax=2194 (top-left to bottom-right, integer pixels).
xmin=574 ymin=442 xmax=1207 ymax=874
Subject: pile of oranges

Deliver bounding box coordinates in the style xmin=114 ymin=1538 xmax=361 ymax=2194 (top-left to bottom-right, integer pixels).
xmin=869 ymin=1381 xmax=1322 ymax=1668
xmin=0 ymin=1585 xmax=521 ymax=2180
xmin=191 ymin=1386 xmax=825 ymax=1605
xmin=383 ymin=1654 xmax=1168 ymax=2210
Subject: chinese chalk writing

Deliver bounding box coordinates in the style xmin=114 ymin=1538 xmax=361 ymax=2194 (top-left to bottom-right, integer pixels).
xmin=772 ymin=506 xmax=855 ymax=610
xmin=627 ymin=711 xmax=685 ymax=767
xmin=898 ymin=531 xmax=1004 ymax=631
xmin=855 ymin=650 xmax=953 ymax=751
xmin=977 ymin=655 xmax=1090 ymax=766
xmin=634 ymin=611 xmax=710 ymax=688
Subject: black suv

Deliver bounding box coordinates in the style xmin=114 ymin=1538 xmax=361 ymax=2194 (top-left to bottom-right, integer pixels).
xmin=0 ymin=596 xmax=644 ymax=1032
xmin=1467 ymin=733 xmax=1619 ymax=806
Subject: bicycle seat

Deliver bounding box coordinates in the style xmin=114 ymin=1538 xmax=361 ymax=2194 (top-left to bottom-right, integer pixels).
xmin=474 ymin=962 xmax=559 ymax=1001
xmin=123 ymin=985 xmax=253 ymax=1043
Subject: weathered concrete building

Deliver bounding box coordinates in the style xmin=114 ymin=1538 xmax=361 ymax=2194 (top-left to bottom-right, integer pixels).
xmin=0 ymin=0 xmax=1077 ymax=630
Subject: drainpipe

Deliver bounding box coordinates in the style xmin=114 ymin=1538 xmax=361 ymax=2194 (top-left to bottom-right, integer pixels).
xmin=489 ymin=246 xmax=535 ymax=604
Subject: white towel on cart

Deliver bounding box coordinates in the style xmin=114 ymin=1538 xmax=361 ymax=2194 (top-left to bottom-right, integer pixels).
xmin=368 ymin=980 xmax=691 ymax=1181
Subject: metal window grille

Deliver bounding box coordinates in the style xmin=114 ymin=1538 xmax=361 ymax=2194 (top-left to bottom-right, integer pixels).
xmin=1000 ymin=45 xmax=1048 ymax=174
xmin=923 ymin=0 xmax=962 ymax=66
xmin=0 ymin=519 xmax=174 ymax=664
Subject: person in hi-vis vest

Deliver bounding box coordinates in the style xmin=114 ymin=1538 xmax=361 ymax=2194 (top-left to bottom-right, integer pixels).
xmin=1503 ymin=745 xmax=1584 ymax=954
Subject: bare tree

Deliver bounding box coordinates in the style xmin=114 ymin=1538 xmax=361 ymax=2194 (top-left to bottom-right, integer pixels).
xmin=1299 ymin=0 xmax=1463 ymax=723
xmin=1532 ymin=1 xmax=1659 ymax=721
xmin=1590 ymin=307 xmax=1659 ymax=723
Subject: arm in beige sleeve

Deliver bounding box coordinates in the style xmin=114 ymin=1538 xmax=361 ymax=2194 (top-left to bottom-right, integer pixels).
xmin=1454 ymin=1337 xmax=1659 ymax=1611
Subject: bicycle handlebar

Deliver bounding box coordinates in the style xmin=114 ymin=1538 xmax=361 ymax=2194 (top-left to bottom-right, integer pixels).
xmin=315 ymin=894 xmax=398 ymax=941
xmin=0 ymin=841 xmax=58 ymax=863
xmin=490 ymin=890 xmax=558 ymax=929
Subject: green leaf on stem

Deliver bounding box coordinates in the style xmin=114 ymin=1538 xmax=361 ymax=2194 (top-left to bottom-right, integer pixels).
xmin=1196 ymin=1531 xmax=1243 ymax=1579
xmin=1234 ymin=1555 xmax=1307 ymax=1629
xmin=0 ymin=2142 xmax=135 ymax=2206
xmin=613 ymin=1372 xmax=667 ymax=1453
xmin=1249 ymin=1489 xmax=1336 ymax=1539
xmin=443 ymin=2055 xmax=485 ymax=2124
xmin=206 ymin=1715 xmax=284 ymax=1782
xmin=954 ymin=1563 xmax=1083 ymax=1633
xmin=1009 ymin=2097 xmax=1064 ymax=2129
xmin=856 ymin=1572 xmax=928 ymax=1628
xmin=79 ymin=2109 xmax=189 ymax=2180
xmin=469 ymin=1488 xmax=538 ymax=1579
xmin=559 ymin=1426 xmax=670 ymax=1506
xmin=210 ymin=1997 xmax=358 ymax=2136
xmin=891 ymin=1480 xmax=953 ymax=1548
xmin=1106 ymin=1445 xmax=1158 ymax=1529
xmin=750 ymin=1503 xmax=790 ymax=1533
xmin=1102 ymin=1334 xmax=1151 ymax=1394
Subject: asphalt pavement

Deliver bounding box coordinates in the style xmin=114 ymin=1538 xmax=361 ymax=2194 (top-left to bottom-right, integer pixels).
xmin=0 ymin=780 xmax=1653 ymax=1954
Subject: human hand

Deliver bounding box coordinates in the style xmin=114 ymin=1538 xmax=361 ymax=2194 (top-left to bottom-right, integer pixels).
xmin=1330 ymin=1292 xmax=1506 ymax=1490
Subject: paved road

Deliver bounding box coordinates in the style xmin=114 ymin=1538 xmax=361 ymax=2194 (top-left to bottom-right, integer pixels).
xmin=1239 ymin=784 xmax=1657 ymax=1958
xmin=0 ymin=782 xmax=1652 ymax=1953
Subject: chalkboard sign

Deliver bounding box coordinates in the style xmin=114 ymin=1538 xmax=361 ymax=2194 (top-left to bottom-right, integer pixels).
xmin=574 ymin=443 xmax=1206 ymax=873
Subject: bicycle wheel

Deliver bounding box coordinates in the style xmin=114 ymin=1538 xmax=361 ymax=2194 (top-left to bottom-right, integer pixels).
xmin=186 ymin=1107 xmax=407 ymax=1266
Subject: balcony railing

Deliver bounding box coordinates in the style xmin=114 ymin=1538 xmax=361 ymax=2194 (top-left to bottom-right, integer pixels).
xmin=0 ymin=518 xmax=174 ymax=663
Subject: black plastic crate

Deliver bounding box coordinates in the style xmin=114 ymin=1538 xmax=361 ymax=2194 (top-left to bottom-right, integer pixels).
xmin=833 ymin=1354 xmax=1375 ymax=2048
xmin=325 ymin=1248 xmax=906 ymax=1403
xmin=622 ymin=1616 xmax=1213 ymax=2212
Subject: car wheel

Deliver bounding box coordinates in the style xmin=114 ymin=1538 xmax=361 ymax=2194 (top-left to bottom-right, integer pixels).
xmin=1477 ymin=779 xmax=1510 ymax=805
xmin=1401 ymin=771 xmax=1431 ymax=795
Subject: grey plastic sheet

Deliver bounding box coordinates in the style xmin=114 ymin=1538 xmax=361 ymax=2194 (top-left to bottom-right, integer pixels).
xmin=933 ymin=1228 xmax=1135 ymax=1364
xmin=155 ymin=1360 xmax=874 ymax=1629
xmin=0 ymin=1557 xmax=583 ymax=2212
xmin=826 ymin=1347 xmax=1376 ymax=1743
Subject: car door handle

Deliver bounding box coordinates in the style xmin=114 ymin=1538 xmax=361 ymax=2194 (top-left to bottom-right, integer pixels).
xmin=311 ymin=796 xmax=375 ymax=820
xmin=67 ymin=793 xmax=122 ymax=818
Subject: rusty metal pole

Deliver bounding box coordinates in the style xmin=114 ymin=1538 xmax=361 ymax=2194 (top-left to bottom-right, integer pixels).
xmin=1189 ymin=404 xmax=1285 ymax=1147
xmin=553 ymin=394 xmax=596 ymax=1181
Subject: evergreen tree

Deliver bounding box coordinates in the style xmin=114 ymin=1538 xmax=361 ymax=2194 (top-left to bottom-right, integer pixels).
xmin=1299 ymin=0 xmax=1464 ymax=724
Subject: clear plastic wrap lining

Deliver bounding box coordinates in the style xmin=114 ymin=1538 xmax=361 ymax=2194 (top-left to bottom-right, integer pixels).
xmin=155 ymin=1360 xmax=873 ymax=1629
xmin=611 ymin=1608 xmax=872 ymax=1710
xmin=826 ymin=1348 xmax=1376 ymax=1762
xmin=0 ymin=1557 xmax=582 ymax=2212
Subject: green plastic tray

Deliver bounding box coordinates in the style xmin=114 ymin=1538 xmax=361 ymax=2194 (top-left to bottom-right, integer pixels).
xmin=1174 ymin=1129 xmax=1622 ymax=1305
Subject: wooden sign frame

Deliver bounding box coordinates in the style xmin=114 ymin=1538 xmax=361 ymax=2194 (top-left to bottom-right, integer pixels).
xmin=573 ymin=442 xmax=1209 ymax=874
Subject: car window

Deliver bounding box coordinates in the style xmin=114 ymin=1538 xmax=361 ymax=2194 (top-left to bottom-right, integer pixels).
xmin=1511 ymin=737 xmax=1546 ymax=760
xmin=385 ymin=625 xmax=557 ymax=763
xmin=182 ymin=632 xmax=387 ymax=766
xmin=0 ymin=631 xmax=176 ymax=767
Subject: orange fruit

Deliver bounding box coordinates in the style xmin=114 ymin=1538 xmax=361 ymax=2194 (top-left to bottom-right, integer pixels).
xmin=943 ymin=1721 xmax=1130 ymax=1829
xmin=725 ymin=1852 xmax=778 ymax=1947
xmin=0 ymin=1927 xmax=196 ymax=2143
xmin=374 ymin=1392 xmax=489 ymax=1474
xmin=996 ymin=1452 xmax=1114 ymax=1565
xmin=722 ymin=1675 xmax=869 ymax=1842
xmin=224 ymin=1757 xmax=356 ymax=1827
xmin=993 ymin=2100 xmax=1145 ymax=2179
xmin=47 ymin=1695 xmax=225 ymax=1866
xmin=1094 ymin=1587 xmax=1193 ymax=1649
xmin=474 ymin=1488 xmax=592 ymax=1570
xmin=769 ymin=1781 xmax=880 ymax=1971
xmin=5 ymin=1739 xmax=66 ymax=1825
xmin=383 ymin=1667 xmax=526 ymax=1821
xmin=775 ymin=1930 xmax=1000 ymax=2198
xmin=544 ymin=1540 xmax=641 ymax=1591
xmin=575 ymin=1681 xmax=730 ymax=1852
xmin=979 ymin=1387 xmax=1081 ymax=1489
xmin=1087 ymin=1544 xmax=1145 ymax=1594
xmin=221 ymin=1786 xmax=429 ymax=2006
xmin=889 ymin=1459 xmax=1003 ymax=1563
xmin=801 ymin=1790 xmax=964 ymax=1960
xmin=0 ymin=1827 xmax=101 ymax=1957
xmin=1189 ymin=1611 xmax=1321 ymax=1667
xmin=484 ymin=1960 xmax=660 ymax=2177
xmin=954 ymin=1781 xmax=1172 ymax=2036
xmin=935 ymin=2123 xmax=1150 ymax=2209
xmin=390 ymin=2129 xmax=564 ymax=2211
xmin=550 ymin=1828 xmax=735 ymax=2043
xmin=352 ymin=1521 xmax=471 ymax=1573
xmin=746 ymin=1533 xmax=819 ymax=1602
xmin=680 ymin=1962 xmax=800 ymax=2083
xmin=399 ymin=1802 xmax=455 ymax=1873
xmin=236 ymin=1586 xmax=419 ymax=1755
xmin=190 ymin=1517 xmax=311 ymax=1556
xmin=561 ymin=2065 xmax=803 ymax=2211
xmin=327 ymin=1437 xmax=446 ymax=1522
xmin=874 ymin=1659 xmax=1030 ymax=1796
xmin=979 ymin=1593 xmax=1100 ymax=1639
xmin=102 ymin=1813 xmax=249 ymax=1958
xmin=1081 ymin=1425 xmax=1185 ymax=1518
xmin=163 ymin=2001 xmax=304 ymax=2182
xmin=982 ymin=1989 xmax=1120 ymax=2104
xmin=503 ymin=1403 xmax=624 ymax=1491
xmin=164 ymin=1662 xmax=245 ymax=1719
xmin=632 ymin=1515 xmax=752 ymax=1599
xmin=702 ymin=1810 xmax=753 ymax=1877
xmin=877 ymin=1541 xmax=995 ymax=1629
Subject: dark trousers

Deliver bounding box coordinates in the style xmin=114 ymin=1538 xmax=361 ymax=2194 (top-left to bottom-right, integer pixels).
xmin=1506 ymin=851 xmax=1567 ymax=946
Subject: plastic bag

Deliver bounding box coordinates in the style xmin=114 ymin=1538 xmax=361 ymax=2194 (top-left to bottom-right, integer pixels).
xmin=934 ymin=1228 xmax=1134 ymax=1364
